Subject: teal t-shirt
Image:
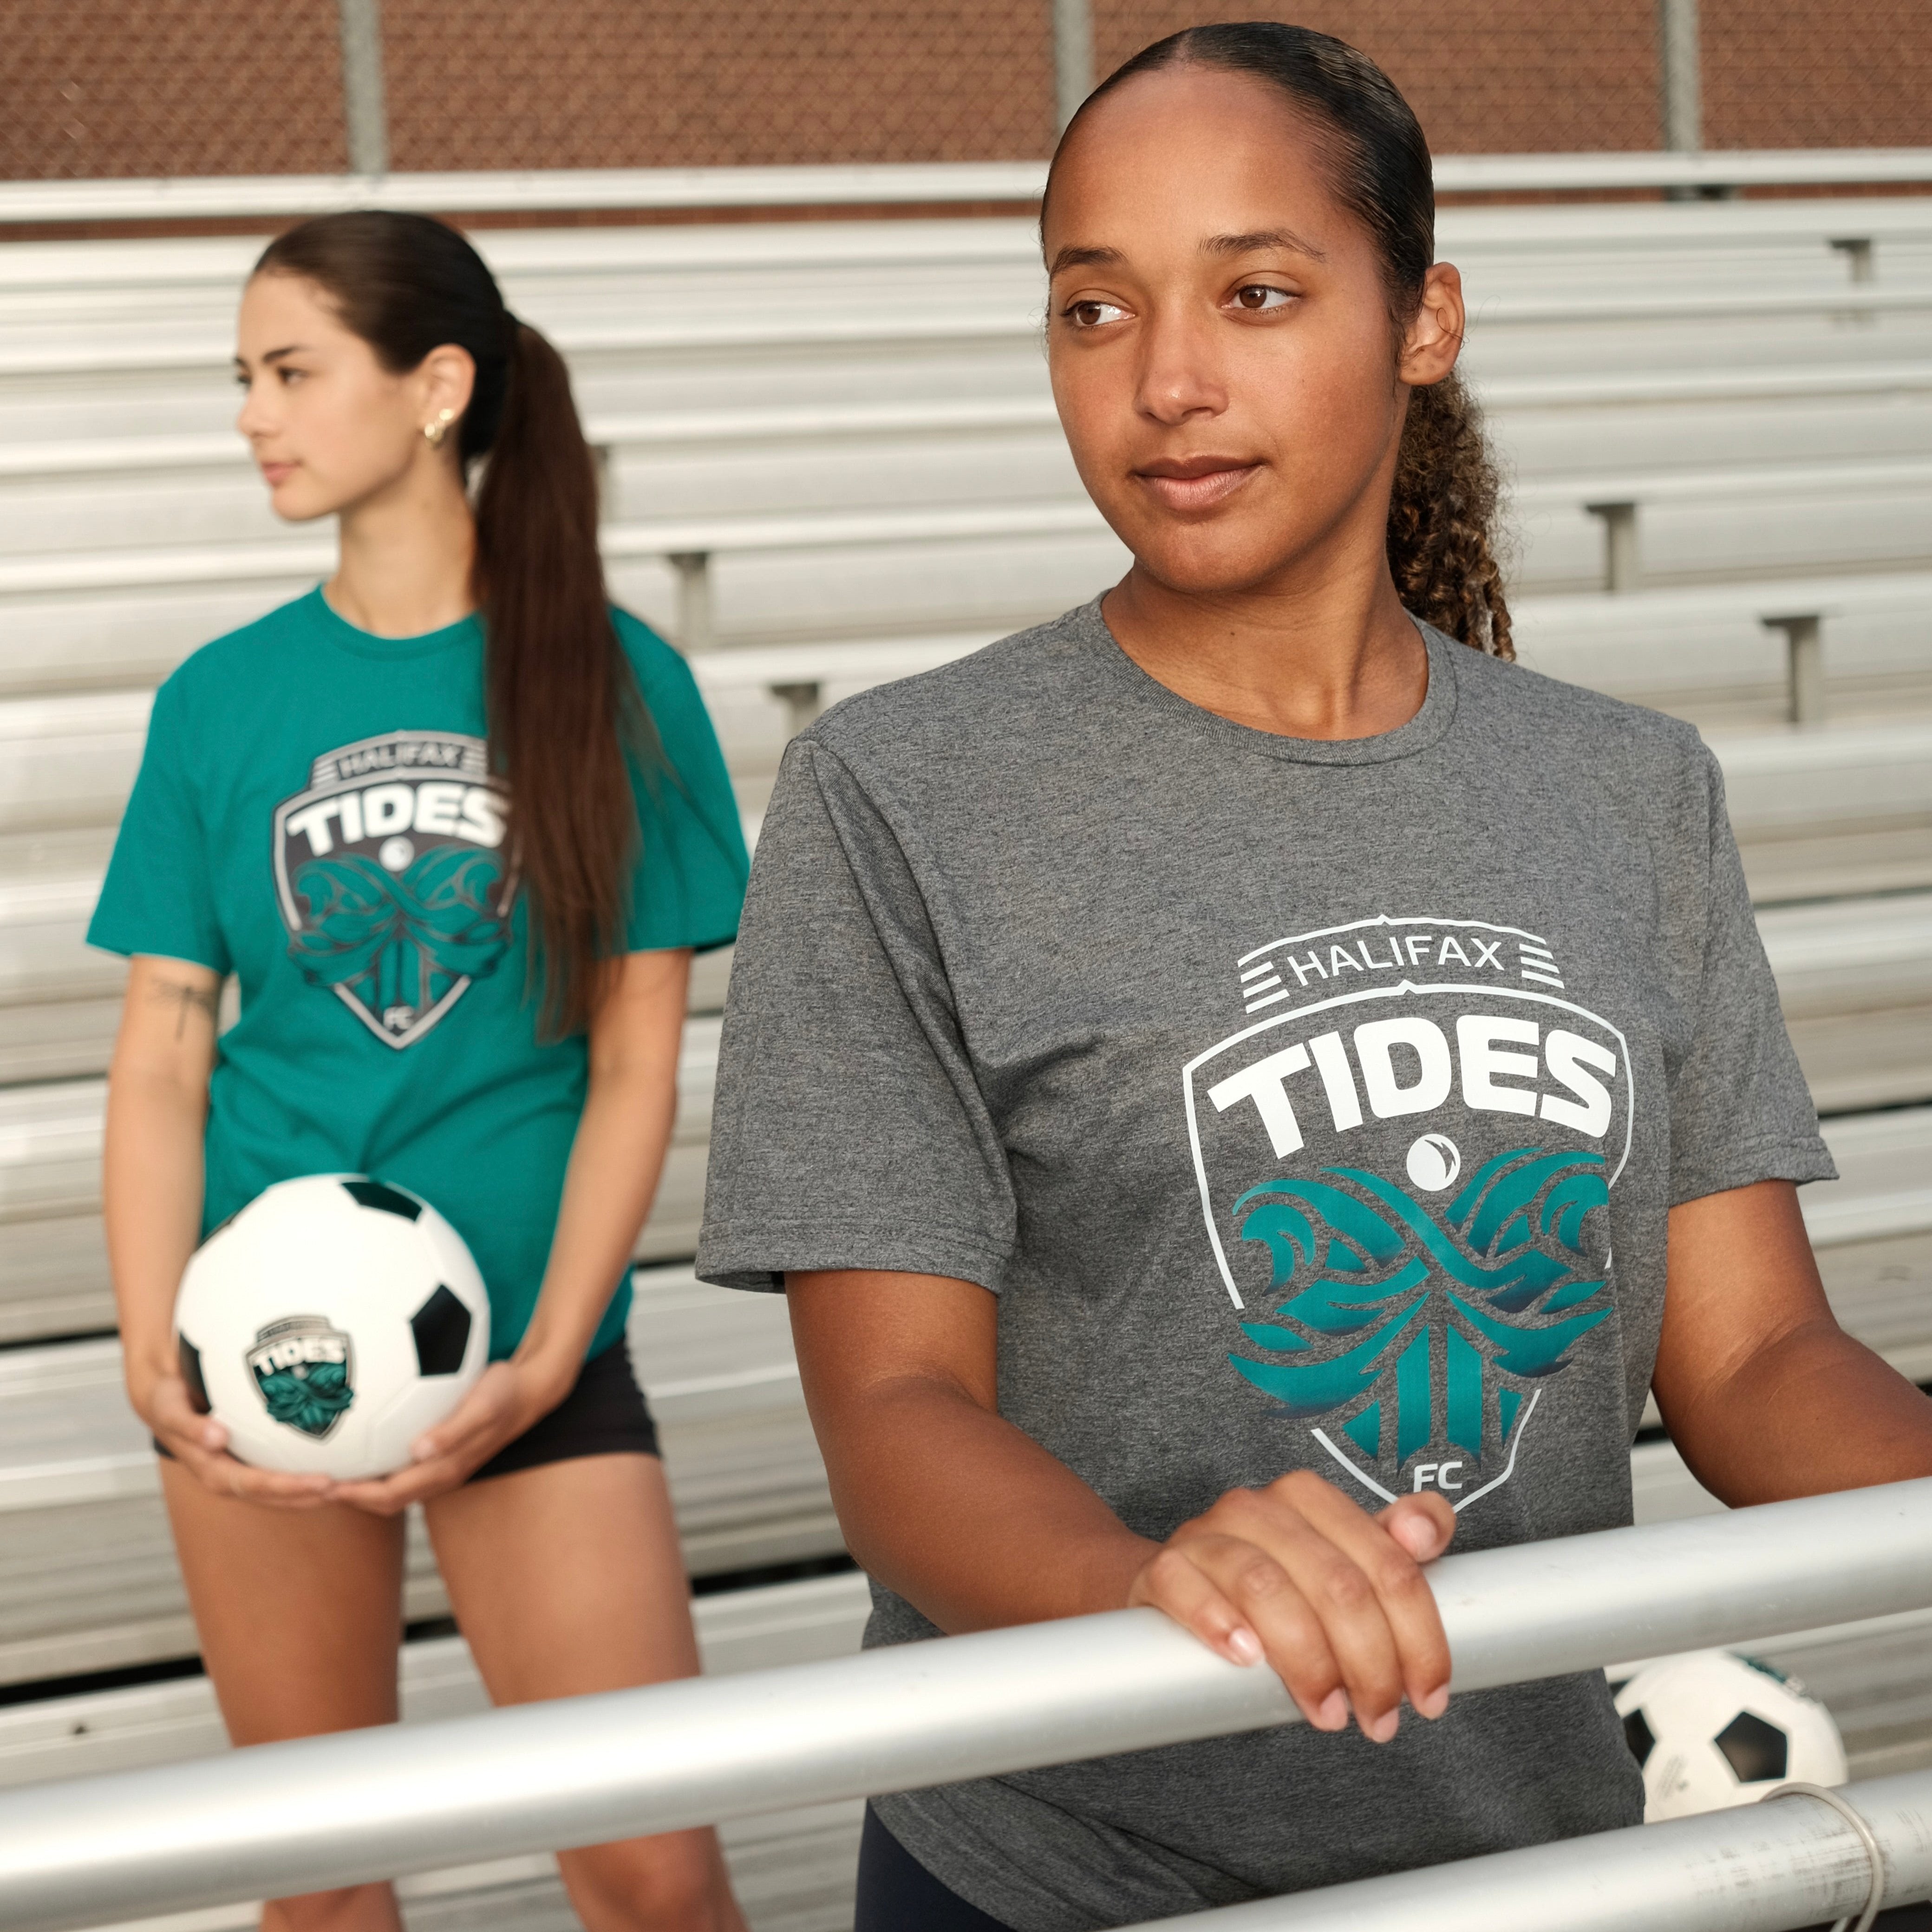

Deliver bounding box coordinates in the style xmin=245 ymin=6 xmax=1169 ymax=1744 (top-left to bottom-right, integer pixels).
xmin=89 ymin=587 xmax=748 ymax=1361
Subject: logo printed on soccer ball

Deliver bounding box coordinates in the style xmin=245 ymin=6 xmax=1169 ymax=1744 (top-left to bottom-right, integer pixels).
xmin=1185 ymin=914 xmax=1633 ymax=1514
xmin=246 ymin=1314 xmax=356 ymax=1439
xmin=271 ymin=730 xmax=515 ymax=1050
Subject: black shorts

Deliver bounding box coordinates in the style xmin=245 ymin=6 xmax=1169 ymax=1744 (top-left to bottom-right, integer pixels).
xmin=466 ymin=1335 xmax=659 ymax=1482
xmin=853 ymin=1805 xmax=1015 ymax=1932
xmin=155 ymin=1335 xmax=659 ymax=1482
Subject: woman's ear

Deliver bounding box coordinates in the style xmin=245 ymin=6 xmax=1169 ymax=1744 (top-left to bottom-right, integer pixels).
xmin=1400 ymin=262 xmax=1465 ymax=389
xmin=418 ymin=343 xmax=478 ymax=436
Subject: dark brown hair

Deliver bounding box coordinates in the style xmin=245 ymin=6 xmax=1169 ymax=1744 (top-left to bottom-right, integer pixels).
xmin=1048 ymin=21 xmax=1512 ymax=657
xmin=256 ymin=211 xmax=653 ymax=1034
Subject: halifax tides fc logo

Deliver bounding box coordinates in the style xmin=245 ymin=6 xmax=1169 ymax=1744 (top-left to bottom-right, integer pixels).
xmin=1185 ymin=914 xmax=1633 ymax=1514
xmin=273 ymin=731 xmax=515 ymax=1048
xmin=246 ymin=1315 xmax=355 ymax=1439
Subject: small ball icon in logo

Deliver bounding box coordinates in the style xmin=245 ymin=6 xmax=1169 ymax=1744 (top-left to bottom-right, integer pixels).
xmin=378 ymin=835 xmax=415 ymax=873
xmin=1406 ymin=1133 xmax=1462 ymax=1193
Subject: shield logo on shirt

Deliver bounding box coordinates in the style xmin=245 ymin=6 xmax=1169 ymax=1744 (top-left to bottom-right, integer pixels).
xmin=1183 ymin=915 xmax=1633 ymax=1516
xmin=272 ymin=730 xmax=516 ymax=1049
xmin=246 ymin=1315 xmax=356 ymax=1439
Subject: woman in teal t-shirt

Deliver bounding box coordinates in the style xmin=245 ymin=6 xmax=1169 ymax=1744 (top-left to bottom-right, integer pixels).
xmin=90 ymin=214 xmax=749 ymax=1932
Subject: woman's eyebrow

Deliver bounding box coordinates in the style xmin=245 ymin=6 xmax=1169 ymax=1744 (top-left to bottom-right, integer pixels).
xmin=1047 ymin=243 xmax=1126 ymax=276
xmin=1203 ymin=228 xmax=1329 ymax=262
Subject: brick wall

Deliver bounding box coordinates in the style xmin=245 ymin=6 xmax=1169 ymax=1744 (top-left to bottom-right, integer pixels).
xmin=2 ymin=0 xmax=1927 ymax=182
xmin=0 ymin=0 xmax=349 ymax=178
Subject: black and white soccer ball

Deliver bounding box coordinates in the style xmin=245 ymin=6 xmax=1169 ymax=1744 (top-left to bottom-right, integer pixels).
xmin=1615 ymin=1649 xmax=1847 ymax=1820
xmin=173 ymin=1174 xmax=490 ymax=1481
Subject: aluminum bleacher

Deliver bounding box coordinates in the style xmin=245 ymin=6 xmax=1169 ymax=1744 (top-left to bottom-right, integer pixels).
xmin=0 ymin=1103 xmax=1925 ymax=1688
xmin=0 ymin=177 xmax=1930 ymax=1930
xmin=1 ymin=203 xmax=1930 ymax=659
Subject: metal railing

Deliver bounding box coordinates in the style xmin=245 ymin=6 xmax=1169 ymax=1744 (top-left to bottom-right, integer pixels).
xmin=1 ymin=150 xmax=1930 ymax=227
xmin=1117 ymin=1772 xmax=1932 ymax=1930
xmin=0 ymin=1478 xmax=1929 ymax=1931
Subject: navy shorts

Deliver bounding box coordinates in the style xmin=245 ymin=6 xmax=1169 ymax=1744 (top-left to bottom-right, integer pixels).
xmin=853 ymin=1805 xmax=1016 ymax=1932
xmin=156 ymin=1335 xmax=659 ymax=1481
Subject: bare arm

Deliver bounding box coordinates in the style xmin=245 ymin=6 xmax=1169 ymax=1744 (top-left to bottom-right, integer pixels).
xmin=788 ymin=1268 xmax=1455 ymax=1742
xmin=1654 ymin=1179 xmax=1932 ymax=1501
xmin=105 ymin=956 xmax=333 ymax=1504
xmin=334 ymin=946 xmax=693 ymax=1510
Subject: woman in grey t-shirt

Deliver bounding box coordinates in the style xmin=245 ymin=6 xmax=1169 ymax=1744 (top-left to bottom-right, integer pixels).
xmin=699 ymin=24 xmax=1932 ymax=1932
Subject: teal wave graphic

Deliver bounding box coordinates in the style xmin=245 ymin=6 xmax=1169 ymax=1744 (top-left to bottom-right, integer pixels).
xmin=255 ymin=1359 xmax=354 ymax=1437
xmin=289 ymin=846 xmax=509 ymax=1025
xmin=1228 ymin=1148 xmax=1611 ymax=1466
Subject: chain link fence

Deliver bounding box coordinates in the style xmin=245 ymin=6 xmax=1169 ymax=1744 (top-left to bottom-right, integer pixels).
xmin=2 ymin=0 xmax=1928 ymax=183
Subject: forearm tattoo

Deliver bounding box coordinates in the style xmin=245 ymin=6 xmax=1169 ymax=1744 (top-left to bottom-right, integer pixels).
xmin=149 ymin=977 xmax=220 ymax=1042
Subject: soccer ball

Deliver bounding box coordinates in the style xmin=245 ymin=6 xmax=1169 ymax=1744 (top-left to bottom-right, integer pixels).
xmin=1615 ymin=1649 xmax=1848 ymax=1820
xmin=173 ymin=1175 xmax=490 ymax=1481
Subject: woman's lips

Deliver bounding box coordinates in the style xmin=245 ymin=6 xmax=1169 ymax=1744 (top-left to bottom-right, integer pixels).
xmin=1134 ymin=462 xmax=1260 ymax=513
xmin=259 ymin=461 xmax=296 ymax=486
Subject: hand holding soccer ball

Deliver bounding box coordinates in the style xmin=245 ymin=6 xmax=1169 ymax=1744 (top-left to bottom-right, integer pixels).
xmin=168 ymin=1175 xmax=491 ymax=1486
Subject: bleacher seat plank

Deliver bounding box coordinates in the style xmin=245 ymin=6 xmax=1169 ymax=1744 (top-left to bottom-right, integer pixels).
xmin=1801 ymin=1106 xmax=1932 ymax=1385
xmin=1759 ymin=893 xmax=1932 ymax=1112
xmin=1714 ymin=720 xmax=1932 ymax=902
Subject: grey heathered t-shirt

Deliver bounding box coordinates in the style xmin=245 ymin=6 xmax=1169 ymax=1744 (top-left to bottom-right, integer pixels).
xmin=697 ymin=603 xmax=1834 ymax=1932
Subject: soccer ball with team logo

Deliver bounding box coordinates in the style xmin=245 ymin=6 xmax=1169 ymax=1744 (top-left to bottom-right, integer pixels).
xmin=1615 ymin=1650 xmax=1847 ymax=1820
xmin=173 ymin=1174 xmax=490 ymax=1480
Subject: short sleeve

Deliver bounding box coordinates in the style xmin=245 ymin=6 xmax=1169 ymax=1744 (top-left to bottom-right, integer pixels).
xmin=1667 ymin=750 xmax=1836 ymax=1207
xmin=696 ymin=737 xmax=1018 ymax=1294
xmin=620 ymin=620 xmax=749 ymax=955
xmin=86 ymin=672 xmax=231 ymax=973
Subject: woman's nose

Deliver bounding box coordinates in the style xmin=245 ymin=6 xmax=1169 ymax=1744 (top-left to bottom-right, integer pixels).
xmin=235 ymin=378 xmax=268 ymax=439
xmin=1134 ymin=311 xmax=1227 ymax=424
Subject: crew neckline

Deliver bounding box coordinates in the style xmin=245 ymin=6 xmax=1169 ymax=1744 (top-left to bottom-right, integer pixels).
xmin=1078 ymin=596 xmax=1460 ymax=766
xmin=307 ymin=584 xmax=483 ymax=661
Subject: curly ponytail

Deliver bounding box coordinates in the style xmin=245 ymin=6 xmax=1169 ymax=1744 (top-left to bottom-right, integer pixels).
xmin=254 ymin=212 xmax=656 ymax=1037
xmin=1389 ymin=374 xmax=1512 ymax=657
xmin=1055 ymin=21 xmax=1514 ymax=658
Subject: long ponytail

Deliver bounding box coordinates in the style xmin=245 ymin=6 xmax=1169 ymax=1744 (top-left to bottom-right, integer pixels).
xmin=1050 ymin=22 xmax=1514 ymax=659
xmin=254 ymin=212 xmax=653 ymax=1036
xmin=474 ymin=319 xmax=649 ymax=1036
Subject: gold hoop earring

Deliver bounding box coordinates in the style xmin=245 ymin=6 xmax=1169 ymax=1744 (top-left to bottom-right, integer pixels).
xmin=423 ymin=408 xmax=455 ymax=449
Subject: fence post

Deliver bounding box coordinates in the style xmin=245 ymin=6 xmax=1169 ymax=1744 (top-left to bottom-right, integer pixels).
xmin=338 ymin=0 xmax=390 ymax=177
xmin=1658 ymin=0 xmax=1701 ymax=202
xmin=1658 ymin=0 xmax=1701 ymax=153
xmin=1053 ymin=0 xmax=1095 ymax=134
